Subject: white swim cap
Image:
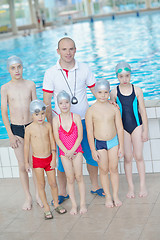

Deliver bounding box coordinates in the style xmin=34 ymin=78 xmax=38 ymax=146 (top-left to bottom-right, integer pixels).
xmin=30 ymin=100 xmax=46 ymax=114
xmin=115 ymin=61 xmax=131 ymax=76
xmin=95 ymin=79 xmax=110 ymax=92
xmin=7 ymin=55 xmax=23 ymax=71
xmin=57 ymin=90 xmax=71 ymax=104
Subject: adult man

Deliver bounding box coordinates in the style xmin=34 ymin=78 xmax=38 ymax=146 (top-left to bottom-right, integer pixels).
xmin=43 ymin=38 xmax=104 ymax=203
xmin=1 ymin=56 xmax=43 ymax=210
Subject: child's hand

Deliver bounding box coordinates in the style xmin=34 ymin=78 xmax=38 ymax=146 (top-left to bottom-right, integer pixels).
xmin=25 ymin=163 xmax=30 ymax=173
xmin=118 ymin=147 xmax=124 ymax=159
xmin=108 ymin=100 xmax=120 ymax=109
xmin=10 ymin=135 xmax=21 ymax=149
xmin=92 ymin=150 xmax=100 ymax=162
xmin=50 ymin=159 xmax=56 ymax=169
xmin=142 ymin=130 xmax=148 ymax=142
xmin=65 ymin=150 xmax=75 ymax=160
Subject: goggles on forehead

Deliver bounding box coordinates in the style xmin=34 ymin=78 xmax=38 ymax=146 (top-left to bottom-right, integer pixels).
xmin=34 ymin=106 xmax=46 ymax=114
xmin=116 ymin=67 xmax=131 ymax=75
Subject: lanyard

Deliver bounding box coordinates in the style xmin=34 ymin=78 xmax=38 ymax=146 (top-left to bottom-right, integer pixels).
xmin=60 ymin=69 xmax=77 ymax=99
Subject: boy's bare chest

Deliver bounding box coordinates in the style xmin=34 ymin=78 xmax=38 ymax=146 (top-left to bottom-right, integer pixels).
xmin=8 ymin=86 xmax=31 ymax=102
xmin=93 ymin=108 xmax=114 ymax=121
xmin=32 ymin=128 xmax=49 ymax=141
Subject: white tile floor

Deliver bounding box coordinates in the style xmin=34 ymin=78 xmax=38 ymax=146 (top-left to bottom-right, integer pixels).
xmin=0 ymin=173 xmax=160 ymax=240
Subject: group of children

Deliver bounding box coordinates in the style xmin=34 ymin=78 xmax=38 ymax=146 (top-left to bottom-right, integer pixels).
xmin=1 ymin=56 xmax=148 ymax=220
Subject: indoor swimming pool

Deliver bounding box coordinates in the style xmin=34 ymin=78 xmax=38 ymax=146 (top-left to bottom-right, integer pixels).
xmin=0 ymin=11 xmax=160 ymax=139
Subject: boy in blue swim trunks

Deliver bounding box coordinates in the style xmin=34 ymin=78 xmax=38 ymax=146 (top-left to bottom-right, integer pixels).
xmin=110 ymin=61 xmax=148 ymax=198
xmin=86 ymin=79 xmax=124 ymax=207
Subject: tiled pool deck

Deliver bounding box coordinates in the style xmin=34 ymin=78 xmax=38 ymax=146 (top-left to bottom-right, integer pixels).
xmin=0 ymin=173 xmax=160 ymax=240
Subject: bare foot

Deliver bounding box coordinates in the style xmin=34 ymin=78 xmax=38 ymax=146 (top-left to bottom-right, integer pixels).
xmin=139 ymin=187 xmax=148 ymax=198
xmin=105 ymin=196 xmax=114 ymax=208
xmin=113 ymin=198 xmax=122 ymax=207
xmin=70 ymin=207 xmax=77 ymax=215
xmin=80 ymin=206 xmax=87 ymax=215
xmin=22 ymin=198 xmax=32 ymax=210
xmin=126 ymin=191 xmax=135 ymax=199
xmin=36 ymin=197 xmax=44 ymax=208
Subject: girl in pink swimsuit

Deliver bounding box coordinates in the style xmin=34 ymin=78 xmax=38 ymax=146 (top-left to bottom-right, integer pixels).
xmin=53 ymin=91 xmax=87 ymax=215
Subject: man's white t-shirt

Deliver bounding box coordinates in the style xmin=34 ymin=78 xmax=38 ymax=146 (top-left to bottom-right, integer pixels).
xmin=43 ymin=60 xmax=96 ymax=119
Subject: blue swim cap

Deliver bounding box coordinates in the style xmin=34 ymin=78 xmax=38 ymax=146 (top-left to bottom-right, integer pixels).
xmin=7 ymin=55 xmax=23 ymax=71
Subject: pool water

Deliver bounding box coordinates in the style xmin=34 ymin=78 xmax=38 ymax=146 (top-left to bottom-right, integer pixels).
xmin=0 ymin=11 xmax=160 ymax=139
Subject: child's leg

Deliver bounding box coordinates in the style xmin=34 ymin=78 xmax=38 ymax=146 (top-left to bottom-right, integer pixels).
xmin=131 ymin=125 xmax=147 ymax=197
xmin=124 ymin=131 xmax=135 ymax=198
xmin=108 ymin=146 xmax=122 ymax=207
xmin=61 ymin=156 xmax=77 ymax=215
xmin=72 ymin=153 xmax=87 ymax=214
xmin=29 ymin=148 xmax=43 ymax=208
xmin=34 ymin=168 xmax=51 ymax=213
xmin=14 ymin=138 xmax=32 ymax=210
xmin=47 ymin=170 xmax=66 ymax=213
xmin=97 ymin=149 xmax=114 ymax=208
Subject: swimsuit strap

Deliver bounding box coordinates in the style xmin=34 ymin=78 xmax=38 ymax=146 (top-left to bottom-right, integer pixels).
xmin=117 ymin=85 xmax=120 ymax=94
xmin=117 ymin=84 xmax=134 ymax=97
xmin=58 ymin=114 xmax=62 ymax=125
xmin=59 ymin=113 xmax=73 ymax=126
xmin=132 ymin=84 xmax=135 ymax=96
xmin=71 ymin=112 xmax=73 ymax=122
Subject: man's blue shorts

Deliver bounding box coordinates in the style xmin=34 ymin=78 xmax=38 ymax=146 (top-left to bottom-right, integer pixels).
xmin=57 ymin=119 xmax=98 ymax=172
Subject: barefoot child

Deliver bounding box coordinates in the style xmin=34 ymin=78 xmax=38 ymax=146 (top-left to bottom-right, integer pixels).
xmin=85 ymin=79 xmax=124 ymax=208
xmin=1 ymin=56 xmax=42 ymax=210
xmin=53 ymin=91 xmax=87 ymax=215
xmin=110 ymin=61 xmax=148 ymax=198
xmin=24 ymin=99 xmax=67 ymax=219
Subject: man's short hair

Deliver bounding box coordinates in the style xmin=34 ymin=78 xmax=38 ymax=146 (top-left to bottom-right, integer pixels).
xmin=58 ymin=37 xmax=76 ymax=49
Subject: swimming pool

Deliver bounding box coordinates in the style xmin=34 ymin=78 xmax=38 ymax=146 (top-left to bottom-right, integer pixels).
xmin=0 ymin=11 xmax=160 ymax=139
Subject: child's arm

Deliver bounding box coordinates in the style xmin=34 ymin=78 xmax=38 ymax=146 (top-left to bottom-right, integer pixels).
xmin=24 ymin=127 xmax=31 ymax=173
xmin=65 ymin=114 xmax=83 ymax=158
xmin=136 ymin=87 xmax=148 ymax=142
xmin=48 ymin=123 xmax=57 ymax=169
xmin=1 ymin=85 xmax=21 ymax=148
xmin=109 ymin=88 xmax=119 ymax=108
xmin=115 ymin=107 xmax=124 ymax=158
xmin=31 ymin=82 xmax=37 ymax=101
xmin=85 ymin=108 xmax=100 ymax=162
xmin=52 ymin=117 xmax=68 ymax=155
xmin=110 ymin=88 xmax=117 ymax=102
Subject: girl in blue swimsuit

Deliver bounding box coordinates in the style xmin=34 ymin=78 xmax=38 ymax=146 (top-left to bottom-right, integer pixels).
xmin=110 ymin=61 xmax=148 ymax=198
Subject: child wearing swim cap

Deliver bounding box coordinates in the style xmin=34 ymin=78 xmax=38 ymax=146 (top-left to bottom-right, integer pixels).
xmin=110 ymin=61 xmax=148 ymax=198
xmin=24 ymin=99 xmax=67 ymax=219
xmin=86 ymin=78 xmax=124 ymax=208
xmin=1 ymin=55 xmax=43 ymax=211
xmin=52 ymin=91 xmax=87 ymax=215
